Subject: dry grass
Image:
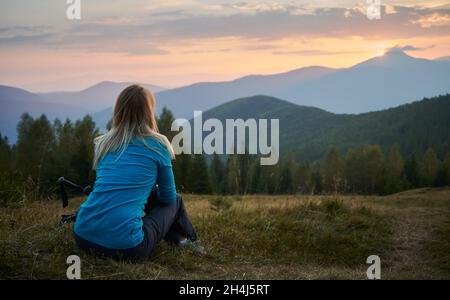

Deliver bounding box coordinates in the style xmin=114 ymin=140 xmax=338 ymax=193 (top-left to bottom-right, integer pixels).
xmin=1 ymin=188 xmax=449 ymax=279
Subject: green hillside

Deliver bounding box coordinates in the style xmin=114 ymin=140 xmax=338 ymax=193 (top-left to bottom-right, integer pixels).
xmin=200 ymin=94 xmax=450 ymax=161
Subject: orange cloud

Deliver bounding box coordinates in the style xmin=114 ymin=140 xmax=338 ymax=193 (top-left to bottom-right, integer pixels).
xmin=413 ymin=13 xmax=450 ymax=28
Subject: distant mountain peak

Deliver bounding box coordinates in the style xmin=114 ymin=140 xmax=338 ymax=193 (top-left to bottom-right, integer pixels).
xmin=353 ymin=48 xmax=425 ymax=68
xmin=383 ymin=48 xmax=410 ymax=57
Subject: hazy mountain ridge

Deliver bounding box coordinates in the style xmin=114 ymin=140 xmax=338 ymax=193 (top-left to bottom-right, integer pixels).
xmin=39 ymin=81 xmax=167 ymax=112
xmin=2 ymin=50 xmax=450 ymax=144
xmin=153 ymin=66 xmax=336 ymax=118
xmin=276 ymin=50 xmax=450 ymax=113
xmin=0 ymin=82 xmax=166 ymax=142
xmin=92 ymin=50 xmax=450 ymax=124
xmin=0 ymin=85 xmax=89 ymax=143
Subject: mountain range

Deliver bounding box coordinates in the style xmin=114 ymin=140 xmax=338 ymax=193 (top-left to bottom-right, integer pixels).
xmin=0 ymin=85 xmax=89 ymax=143
xmin=0 ymin=82 xmax=166 ymax=143
xmin=93 ymin=49 xmax=450 ymax=127
xmin=39 ymin=81 xmax=167 ymax=112
xmin=200 ymin=94 xmax=450 ymax=161
xmin=1 ymin=49 xmax=450 ymax=144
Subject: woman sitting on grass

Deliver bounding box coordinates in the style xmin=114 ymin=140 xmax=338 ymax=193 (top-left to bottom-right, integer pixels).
xmin=74 ymin=84 xmax=203 ymax=261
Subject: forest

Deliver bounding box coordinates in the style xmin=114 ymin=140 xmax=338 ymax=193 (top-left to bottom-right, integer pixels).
xmin=1 ymin=106 xmax=450 ymax=206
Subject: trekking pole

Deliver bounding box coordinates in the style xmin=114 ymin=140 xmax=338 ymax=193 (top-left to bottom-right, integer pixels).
xmin=56 ymin=177 xmax=92 ymax=229
xmin=57 ymin=177 xmax=92 ymax=207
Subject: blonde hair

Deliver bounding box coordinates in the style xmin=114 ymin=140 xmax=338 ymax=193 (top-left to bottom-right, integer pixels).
xmin=93 ymin=84 xmax=175 ymax=169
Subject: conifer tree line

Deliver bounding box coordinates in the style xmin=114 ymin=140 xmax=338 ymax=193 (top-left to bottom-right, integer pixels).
xmin=1 ymin=109 xmax=450 ymax=205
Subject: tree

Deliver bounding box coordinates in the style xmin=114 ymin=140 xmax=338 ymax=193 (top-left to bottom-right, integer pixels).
xmin=404 ymin=154 xmax=420 ymax=188
xmin=54 ymin=119 xmax=77 ymax=180
xmin=309 ymin=167 xmax=323 ymax=195
xmin=188 ymin=155 xmax=211 ymax=194
xmin=344 ymin=145 xmax=385 ymax=194
xmin=322 ymin=147 xmax=344 ymax=194
xmin=237 ymin=152 xmax=252 ymax=194
xmin=224 ymin=154 xmax=240 ymax=194
xmin=172 ymin=154 xmax=192 ymax=192
xmin=421 ymin=147 xmax=440 ymax=187
xmin=443 ymin=154 xmax=450 ymax=186
xmin=0 ymin=134 xmax=13 ymax=205
xmin=210 ymin=153 xmax=225 ymax=194
xmin=0 ymin=133 xmax=11 ymax=173
xmin=294 ymin=162 xmax=313 ymax=194
xmin=71 ymin=116 xmax=98 ymax=185
xmin=157 ymin=107 xmax=176 ymax=140
xmin=249 ymin=158 xmax=263 ymax=194
xmin=364 ymin=145 xmax=385 ymax=193
xmin=384 ymin=144 xmax=406 ymax=194
xmin=278 ymin=157 xmax=295 ymax=194
xmin=14 ymin=114 xmax=56 ymax=195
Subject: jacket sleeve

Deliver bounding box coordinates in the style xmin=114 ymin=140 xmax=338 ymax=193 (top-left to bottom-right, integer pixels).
xmin=156 ymin=150 xmax=177 ymax=204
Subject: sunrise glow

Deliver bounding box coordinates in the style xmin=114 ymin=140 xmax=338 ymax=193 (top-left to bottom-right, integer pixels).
xmin=0 ymin=0 xmax=449 ymax=92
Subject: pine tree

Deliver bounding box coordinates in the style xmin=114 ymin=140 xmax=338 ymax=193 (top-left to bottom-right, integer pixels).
xmin=344 ymin=148 xmax=364 ymax=193
xmin=157 ymin=107 xmax=176 ymax=140
xmin=365 ymin=145 xmax=385 ymax=194
xmin=310 ymin=166 xmax=323 ymax=195
xmin=172 ymin=154 xmax=192 ymax=192
xmin=344 ymin=145 xmax=385 ymax=194
xmin=71 ymin=116 xmax=98 ymax=185
xmin=225 ymin=154 xmax=240 ymax=194
xmin=443 ymin=154 xmax=450 ymax=186
xmin=421 ymin=148 xmax=440 ymax=187
xmin=188 ymin=155 xmax=211 ymax=194
xmin=210 ymin=153 xmax=225 ymax=194
xmin=404 ymin=154 xmax=420 ymax=188
xmin=264 ymin=165 xmax=278 ymax=195
xmin=54 ymin=119 xmax=77 ymax=180
xmin=384 ymin=144 xmax=406 ymax=194
xmin=237 ymin=153 xmax=252 ymax=194
xmin=249 ymin=159 xmax=263 ymax=194
xmin=0 ymin=133 xmax=11 ymax=173
xmin=322 ymin=147 xmax=344 ymax=194
xmin=294 ymin=162 xmax=312 ymax=194
xmin=278 ymin=157 xmax=295 ymax=194
xmin=14 ymin=114 xmax=56 ymax=195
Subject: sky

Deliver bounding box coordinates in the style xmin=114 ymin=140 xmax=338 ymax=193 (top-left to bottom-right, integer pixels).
xmin=0 ymin=0 xmax=450 ymax=92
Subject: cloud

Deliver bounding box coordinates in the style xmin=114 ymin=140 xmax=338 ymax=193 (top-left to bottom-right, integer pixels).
xmin=181 ymin=48 xmax=231 ymax=54
xmin=0 ymin=33 xmax=51 ymax=44
xmin=243 ymin=44 xmax=280 ymax=51
xmin=412 ymin=13 xmax=450 ymax=28
xmin=0 ymin=25 xmax=52 ymax=38
xmin=82 ymin=17 xmax=132 ymax=26
xmin=384 ymin=5 xmax=397 ymax=15
xmin=141 ymin=5 xmax=450 ymax=41
xmin=272 ymin=49 xmax=359 ymax=56
xmin=1 ymin=3 xmax=449 ymax=55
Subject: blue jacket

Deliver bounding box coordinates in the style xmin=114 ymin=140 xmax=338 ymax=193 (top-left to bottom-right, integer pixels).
xmin=74 ymin=136 xmax=176 ymax=249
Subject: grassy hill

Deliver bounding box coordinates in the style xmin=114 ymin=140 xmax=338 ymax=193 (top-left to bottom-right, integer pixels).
xmin=200 ymin=94 xmax=450 ymax=161
xmin=1 ymin=188 xmax=449 ymax=279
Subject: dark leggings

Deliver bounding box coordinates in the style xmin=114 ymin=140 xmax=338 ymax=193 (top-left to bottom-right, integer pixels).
xmin=74 ymin=194 xmax=197 ymax=262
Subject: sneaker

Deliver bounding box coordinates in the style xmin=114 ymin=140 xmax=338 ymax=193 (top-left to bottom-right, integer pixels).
xmin=178 ymin=239 xmax=206 ymax=255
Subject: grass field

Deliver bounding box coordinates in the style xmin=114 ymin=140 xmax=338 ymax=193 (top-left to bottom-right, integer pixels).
xmin=1 ymin=188 xmax=449 ymax=279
